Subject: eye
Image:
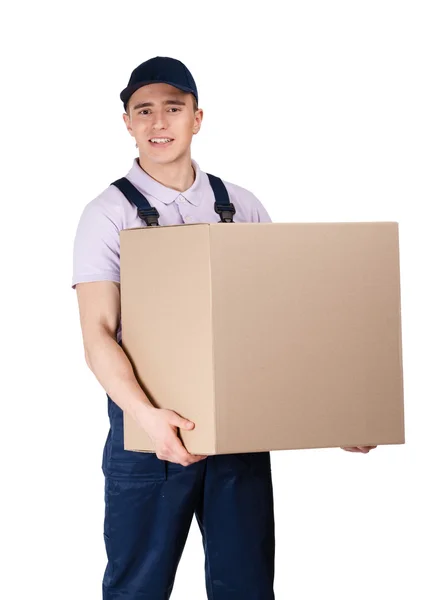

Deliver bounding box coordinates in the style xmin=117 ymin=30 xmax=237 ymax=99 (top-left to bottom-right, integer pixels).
xmin=139 ymin=109 xmax=151 ymax=115
xmin=169 ymin=107 xmax=181 ymax=112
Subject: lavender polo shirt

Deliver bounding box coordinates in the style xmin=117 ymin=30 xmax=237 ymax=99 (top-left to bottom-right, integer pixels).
xmin=72 ymin=157 xmax=272 ymax=341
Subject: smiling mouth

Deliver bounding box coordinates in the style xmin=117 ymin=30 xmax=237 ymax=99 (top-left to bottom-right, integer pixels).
xmin=149 ymin=137 xmax=175 ymax=145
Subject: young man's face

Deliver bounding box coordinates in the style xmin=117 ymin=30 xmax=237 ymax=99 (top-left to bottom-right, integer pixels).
xmin=123 ymin=83 xmax=203 ymax=165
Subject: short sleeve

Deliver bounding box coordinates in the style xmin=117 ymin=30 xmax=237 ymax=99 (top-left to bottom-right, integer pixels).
xmin=71 ymin=198 xmax=121 ymax=289
xmin=250 ymin=193 xmax=273 ymax=223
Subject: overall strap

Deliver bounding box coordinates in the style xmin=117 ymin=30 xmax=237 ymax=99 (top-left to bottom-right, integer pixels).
xmin=207 ymin=173 xmax=236 ymax=223
xmin=111 ymin=178 xmax=160 ymax=226
xmin=111 ymin=173 xmax=236 ymax=226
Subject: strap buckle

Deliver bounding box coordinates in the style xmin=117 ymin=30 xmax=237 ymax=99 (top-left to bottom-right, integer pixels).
xmin=214 ymin=202 xmax=236 ymax=223
xmin=138 ymin=207 xmax=160 ymax=227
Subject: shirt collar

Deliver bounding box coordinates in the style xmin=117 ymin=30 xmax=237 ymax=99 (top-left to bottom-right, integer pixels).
xmin=126 ymin=157 xmax=204 ymax=206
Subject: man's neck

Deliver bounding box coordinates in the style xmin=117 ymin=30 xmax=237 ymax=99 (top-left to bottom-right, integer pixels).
xmin=137 ymin=153 xmax=195 ymax=192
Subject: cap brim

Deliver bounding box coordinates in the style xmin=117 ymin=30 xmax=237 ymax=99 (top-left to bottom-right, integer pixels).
xmin=120 ymin=80 xmax=196 ymax=106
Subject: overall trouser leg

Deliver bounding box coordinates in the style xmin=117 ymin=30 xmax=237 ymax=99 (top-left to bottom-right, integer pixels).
xmin=102 ymin=393 xmax=206 ymax=600
xmin=195 ymin=452 xmax=276 ymax=600
xmin=102 ymin=457 xmax=204 ymax=600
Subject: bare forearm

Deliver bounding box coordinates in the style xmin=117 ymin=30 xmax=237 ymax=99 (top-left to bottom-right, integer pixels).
xmin=83 ymin=329 xmax=206 ymax=466
xmin=85 ymin=332 xmax=155 ymax=423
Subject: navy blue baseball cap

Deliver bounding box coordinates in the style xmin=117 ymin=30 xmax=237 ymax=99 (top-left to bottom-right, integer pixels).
xmin=120 ymin=56 xmax=198 ymax=111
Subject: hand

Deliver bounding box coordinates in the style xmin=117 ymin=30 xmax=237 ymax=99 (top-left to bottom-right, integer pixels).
xmin=341 ymin=445 xmax=377 ymax=453
xmin=139 ymin=406 xmax=208 ymax=467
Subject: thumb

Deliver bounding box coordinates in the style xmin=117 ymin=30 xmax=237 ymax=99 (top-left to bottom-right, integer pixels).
xmin=170 ymin=413 xmax=194 ymax=430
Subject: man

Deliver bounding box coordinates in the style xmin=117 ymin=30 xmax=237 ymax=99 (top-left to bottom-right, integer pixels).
xmin=72 ymin=56 xmax=376 ymax=600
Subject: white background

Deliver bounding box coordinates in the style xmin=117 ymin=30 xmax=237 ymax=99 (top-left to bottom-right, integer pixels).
xmin=1 ymin=1 xmax=439 ymax=598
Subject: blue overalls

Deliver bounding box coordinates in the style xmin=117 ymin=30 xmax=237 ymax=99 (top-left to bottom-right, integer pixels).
xmin=101 ymin=173 xmax=275 ymax=600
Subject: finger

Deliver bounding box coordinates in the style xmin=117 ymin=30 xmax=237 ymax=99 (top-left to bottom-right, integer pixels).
xmin=343 ymin=446 xmax=376 ymax=453
xmin=358 ymin=446 xmax=376 ymax=453
xmin=169 ymin=440 xmax=200 ymax=466
xmin=156 ymin=437 xmax=187 ymax=463
xmin=170 ymin=413 xmax=195 ymax=430
xmin=181 ymin=452 xmax=206 ymax=465
xmin=183 ymin=450 xmax=209 ymax=465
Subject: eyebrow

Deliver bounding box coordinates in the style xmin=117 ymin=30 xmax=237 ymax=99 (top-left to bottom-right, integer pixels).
xmin=132 ymin=99 xmax=187 ymax=110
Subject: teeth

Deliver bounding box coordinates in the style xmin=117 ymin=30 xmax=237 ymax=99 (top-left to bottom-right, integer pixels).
xmin=150 ymin=138 xmax=172 ymax=143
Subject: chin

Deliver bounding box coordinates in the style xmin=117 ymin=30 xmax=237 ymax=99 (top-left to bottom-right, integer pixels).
xmin=144 ymin=150 xmax=183 ymax=165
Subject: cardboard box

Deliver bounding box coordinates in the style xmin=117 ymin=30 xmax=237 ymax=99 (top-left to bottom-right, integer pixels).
xmin=120 ymin=222 xmax=405 ymax=455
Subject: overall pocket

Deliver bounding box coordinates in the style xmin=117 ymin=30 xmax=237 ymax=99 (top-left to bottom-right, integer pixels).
xmin=103 ymin=395 xmax=166 ymax=481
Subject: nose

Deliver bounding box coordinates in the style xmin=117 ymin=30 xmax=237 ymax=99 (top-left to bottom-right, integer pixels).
xmin=152 ymin=109 xmax=169 ymax=131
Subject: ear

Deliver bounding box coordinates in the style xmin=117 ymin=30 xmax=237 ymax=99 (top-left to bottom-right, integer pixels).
xmin=193 ymin=108 xmax=203 ymax=134
xmin=122 ymin=112 xmax=133 ymax=136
